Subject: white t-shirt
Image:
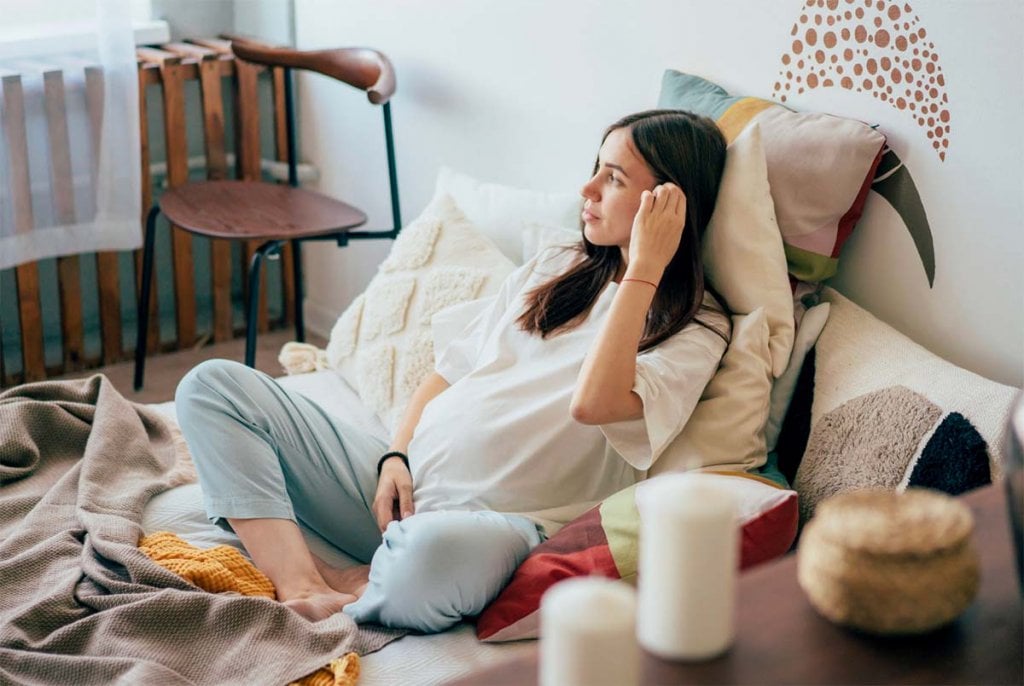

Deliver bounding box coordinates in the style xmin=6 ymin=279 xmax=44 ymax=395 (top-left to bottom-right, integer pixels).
xmin=407 ymin=244 xmax=729 ymax=534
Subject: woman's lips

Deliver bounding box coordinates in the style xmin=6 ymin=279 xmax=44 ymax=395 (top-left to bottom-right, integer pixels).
xmin=582 ymin=208 xmax=599 ymax=223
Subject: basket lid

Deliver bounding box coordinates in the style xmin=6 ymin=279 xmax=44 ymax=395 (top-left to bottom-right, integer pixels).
xmin=810 ymin=488 xmax=974 ymax=556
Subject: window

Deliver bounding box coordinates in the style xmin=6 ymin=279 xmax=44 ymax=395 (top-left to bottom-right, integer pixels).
xmin=0 ymin=0 xmax=168 ymax=57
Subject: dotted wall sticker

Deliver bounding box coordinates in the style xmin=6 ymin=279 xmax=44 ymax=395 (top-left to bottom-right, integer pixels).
xmin=774 ymin=0 xmax=951 ymax=161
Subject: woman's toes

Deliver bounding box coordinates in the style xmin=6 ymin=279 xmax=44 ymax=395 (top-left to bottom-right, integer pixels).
xmin=282 ymin=591 xmax=357 ymax=622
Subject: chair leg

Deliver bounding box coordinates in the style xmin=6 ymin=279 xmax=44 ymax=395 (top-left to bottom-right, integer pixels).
xmin=133 ymin=205 xmax=161 ymax=391
xmin=245 ymin=240 xmax=282 ymax=368
xmin=292 ymin=239 xmax=305 ymax=343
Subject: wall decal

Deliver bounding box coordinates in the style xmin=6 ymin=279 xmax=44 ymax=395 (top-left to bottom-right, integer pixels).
xmin=871 ymin=147 xmax=935 ymax=286
xmin=775 ymin=0 xmax=950 ymax=162
xmin=769 ymin=0 xmax=946 ymax=288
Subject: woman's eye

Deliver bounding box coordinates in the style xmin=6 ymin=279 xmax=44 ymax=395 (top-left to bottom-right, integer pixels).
xmin=607 ymin=173 xmax=619 ymax=185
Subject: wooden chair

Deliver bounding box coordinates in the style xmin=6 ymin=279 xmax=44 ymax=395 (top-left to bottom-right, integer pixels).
xmin=133 ymin=40 xmax=402 ymax=390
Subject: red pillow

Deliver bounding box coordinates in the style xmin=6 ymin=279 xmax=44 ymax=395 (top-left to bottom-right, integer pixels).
xmin=476 ymin=471 xmax=798 ymax=642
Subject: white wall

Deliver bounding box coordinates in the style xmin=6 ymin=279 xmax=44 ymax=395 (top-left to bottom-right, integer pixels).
xmin=233 ymin=0 xmax=293 ymax=45
xmin=0 ymin=0 xmax=153 ymax=31
xmin=294 ymin=0 xmax=1023 ymax=387
xmin=151 ymin=0 xmax=235 ymax=40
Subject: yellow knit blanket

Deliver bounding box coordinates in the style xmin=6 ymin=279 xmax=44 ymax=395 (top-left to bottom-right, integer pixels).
xmin=139 ymin=532 xmax=360 ymax=686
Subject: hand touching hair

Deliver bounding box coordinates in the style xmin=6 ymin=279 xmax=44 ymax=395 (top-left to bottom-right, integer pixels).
xmin=518 ymin=109 xmax=729 ymax=351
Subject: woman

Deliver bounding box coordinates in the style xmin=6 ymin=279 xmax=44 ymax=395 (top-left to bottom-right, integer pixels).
xmin=175 ymin=109 xmax=731 ymax=633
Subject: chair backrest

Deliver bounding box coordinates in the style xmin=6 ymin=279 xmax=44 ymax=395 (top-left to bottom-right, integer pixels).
xmin=229 ymin=40 xmax=395 ymax=104
xmin=228 ymin=38 xmax=401 ymax=235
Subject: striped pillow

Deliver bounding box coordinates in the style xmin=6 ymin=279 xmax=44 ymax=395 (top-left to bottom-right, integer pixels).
xmin=658 ymin=70 xmax=886 ymax=282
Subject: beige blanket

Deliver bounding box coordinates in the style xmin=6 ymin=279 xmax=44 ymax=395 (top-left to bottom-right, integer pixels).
xmin=0 ymin=375 xmax=402 ymax=685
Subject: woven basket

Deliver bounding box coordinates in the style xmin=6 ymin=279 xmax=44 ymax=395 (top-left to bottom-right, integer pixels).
xmin=797 ymin=488 xmax=979 ymax=635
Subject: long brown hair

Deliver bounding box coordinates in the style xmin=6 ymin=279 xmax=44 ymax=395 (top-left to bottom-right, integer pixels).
xmin=517 ymin=109 xmax=730 ymax=351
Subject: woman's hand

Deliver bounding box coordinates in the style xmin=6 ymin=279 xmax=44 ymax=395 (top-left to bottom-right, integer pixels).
xmin=627 ymin=183 xmax=688 ymax=280
xmin=370 ymin=373 xmax=447 ymax=532
xmin=372 ymin=457 xmax=415 ymax=532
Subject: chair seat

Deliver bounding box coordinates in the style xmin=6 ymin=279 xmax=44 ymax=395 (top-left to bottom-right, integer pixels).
xmin=159 ymin=180 xmax=368 ymax=240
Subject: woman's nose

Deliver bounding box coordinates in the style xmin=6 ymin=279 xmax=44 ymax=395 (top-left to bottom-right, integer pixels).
xmin=581 ymin=176 xmax=599 ymax=201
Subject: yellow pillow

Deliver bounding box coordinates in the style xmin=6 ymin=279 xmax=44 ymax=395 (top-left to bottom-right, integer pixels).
xmin=703 ymin=124 xmax=794 ymax=378
xmin=650 ymin=307 xmax=772 ymax=476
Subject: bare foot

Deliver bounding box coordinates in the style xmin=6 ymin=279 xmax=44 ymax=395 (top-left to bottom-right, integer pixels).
xmin=312 ymin=557 xmax=371 ymax=598
xmin=282 ymin=589 xmax=357 ymax=622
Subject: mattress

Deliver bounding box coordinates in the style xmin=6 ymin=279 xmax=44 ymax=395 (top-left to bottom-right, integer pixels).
xmin=144 ymin=368 xmax=532 ymax=685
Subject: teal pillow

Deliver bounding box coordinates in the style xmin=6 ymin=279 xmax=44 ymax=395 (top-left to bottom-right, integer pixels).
xmin=757 ymin=451 xmax=790 ymax=489
xmin=658 ymin=69 xmax=886 ymax=282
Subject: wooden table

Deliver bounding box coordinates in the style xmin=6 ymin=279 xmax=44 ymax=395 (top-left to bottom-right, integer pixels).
xmin=451 ymin=484 xmax=1023 ymax=685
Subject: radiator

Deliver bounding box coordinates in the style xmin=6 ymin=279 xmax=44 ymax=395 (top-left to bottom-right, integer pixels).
xmin=0 ymin=38 xmax=296 ymax=385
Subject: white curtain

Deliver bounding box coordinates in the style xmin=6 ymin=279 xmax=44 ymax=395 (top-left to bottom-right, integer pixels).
xmin=0 ymin=0 xmax=140 ymax=271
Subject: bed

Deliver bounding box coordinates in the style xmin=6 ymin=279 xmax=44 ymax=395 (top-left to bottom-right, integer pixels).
xmin=142 ymin=369 xmax=536 ymax=685
xmin=123 ymin=102 xmax=899 ymax=682
xmin=133 ymin=142 xmax=792 ymax=677
xmin=7 ymin=56 xmax=1016 ymax=684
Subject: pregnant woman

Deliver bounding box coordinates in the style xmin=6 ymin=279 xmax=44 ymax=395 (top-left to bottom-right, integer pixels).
xmin=175 ymin=108 xmax=731 ymax=632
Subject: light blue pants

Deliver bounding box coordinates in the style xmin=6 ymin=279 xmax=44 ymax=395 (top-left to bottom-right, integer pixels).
xmin=174 ymin=359 xmax=543 ymax=633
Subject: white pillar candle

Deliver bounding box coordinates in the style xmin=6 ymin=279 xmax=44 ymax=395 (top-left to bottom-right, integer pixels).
xmin=636 ymin=472 xmax=739 ymax=660
xmin=539 ymin=577 xmax=640 ymax=686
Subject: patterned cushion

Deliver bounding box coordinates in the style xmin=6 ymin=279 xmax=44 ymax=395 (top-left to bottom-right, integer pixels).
xmin=326 ymin=193 xmax=515 ymax=432
xmin=792 ymin=288 xmax=1019 ymax=522
xmin=476 ymin=472 xmax=798 ymax=642
xmin=658 ymin=70 xmax=886 ymax=282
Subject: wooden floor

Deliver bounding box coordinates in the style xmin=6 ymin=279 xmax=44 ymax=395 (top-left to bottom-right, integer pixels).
xmin=49 ymin=329 xmax=327 ymax=405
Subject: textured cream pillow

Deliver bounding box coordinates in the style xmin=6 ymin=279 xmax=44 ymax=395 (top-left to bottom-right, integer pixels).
xmin=793 ymin=287 xmax=1019 ymax=521
xmin=703 ymin=124 xmax=794 ymax=378
xmin=326 ymin=193 xmax=516 ymax=433
xmin=649 ymin=307 xmax=772 ymax=476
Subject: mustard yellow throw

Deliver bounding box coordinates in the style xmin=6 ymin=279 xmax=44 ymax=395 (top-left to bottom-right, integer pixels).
xmin=140 ymin=532 xmax=360 ymax=686
xmin=139 ymin=531 xmax=275 ymax=598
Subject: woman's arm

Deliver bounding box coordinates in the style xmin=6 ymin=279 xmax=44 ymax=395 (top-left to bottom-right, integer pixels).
xmin=570 ymin=271 xmax=659 ymax=425
xmin=382 ymin=371 xmax=450 ymax=463
xmin=370 ymin=370 xmax=446 ymax=532
xmin=372 ymin=370 xmax=450 ymax=530
xmin=571 ymin=184 xmax=686 ymax=425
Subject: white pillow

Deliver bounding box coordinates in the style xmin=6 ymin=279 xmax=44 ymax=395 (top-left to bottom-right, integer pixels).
xmin=703 ymin=124 xmax=795 ymax=378
xmin=765 ymin=302 xmax=831 ymax=452
xmin=326 ymin=192 xmax=516 ymax=433
xmin=521 ymin=222 xmax=580 ymax=264
xmin=435 ymin=166 xmax=582 ymax=265
xmin=650 ymin=307 xmax=773 ymax=476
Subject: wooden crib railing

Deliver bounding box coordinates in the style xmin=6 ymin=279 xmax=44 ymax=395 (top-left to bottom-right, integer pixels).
xmin=0 ymin=37 xmax=295 ymax=387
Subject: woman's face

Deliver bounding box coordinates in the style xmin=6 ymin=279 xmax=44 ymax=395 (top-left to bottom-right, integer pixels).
xmin=580 ymin=127 xmax=658 ymax=253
